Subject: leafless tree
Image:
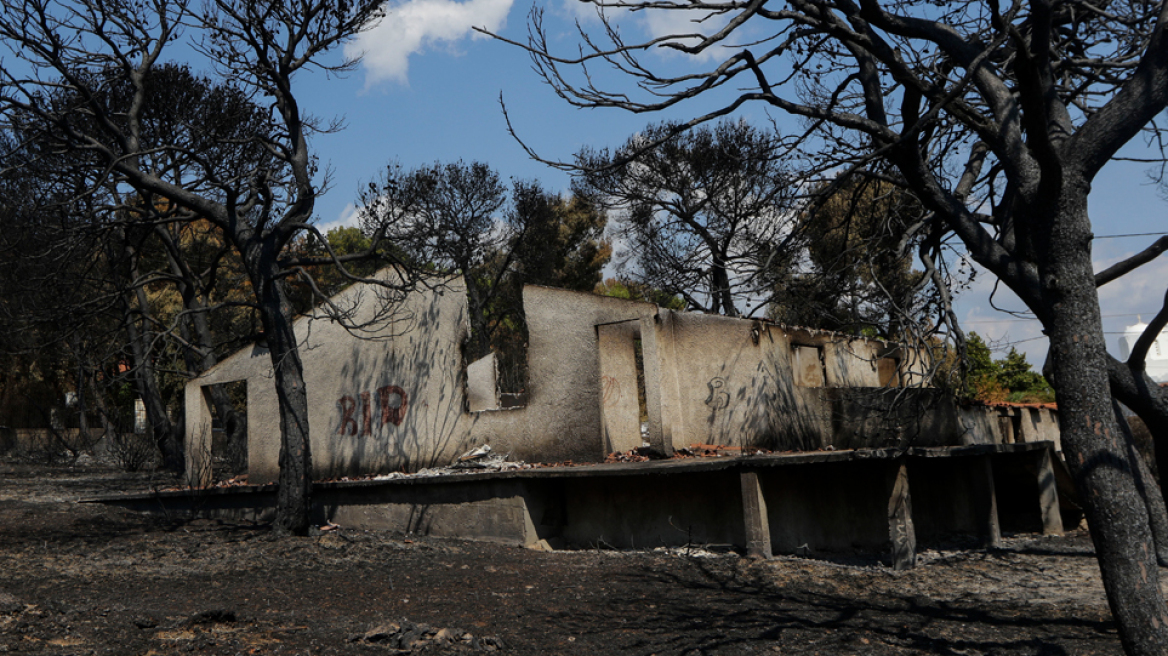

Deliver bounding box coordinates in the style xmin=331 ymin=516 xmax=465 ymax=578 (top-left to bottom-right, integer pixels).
xmin=361 ymin=161 xmax=512 ymax=361
xmin=495 ymin=0 xmax=1168 ymax=651
xmin=574 ymin=118 xmax=802 ymax=317
xmin=0 ymin=0 xmax=404 ymax=535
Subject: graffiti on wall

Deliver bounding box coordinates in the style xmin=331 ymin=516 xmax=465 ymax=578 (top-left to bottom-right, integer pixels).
xmin=600 ymin=375 xmax=622 ymax=407
xmin=705 ymin=377 xmax=730 ymax=412
xmin=338 ymin=385 xmax=409 ymax=436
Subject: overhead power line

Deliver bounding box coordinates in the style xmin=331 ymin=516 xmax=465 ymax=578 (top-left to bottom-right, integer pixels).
xmin=965 ymin=312 xmax=1156 ymax=324
xmin=1095 ymin=232 xmax=1168 ymax=239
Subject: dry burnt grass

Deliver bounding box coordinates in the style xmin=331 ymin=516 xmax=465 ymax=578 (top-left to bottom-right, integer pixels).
xmin=0 ymin=459 xmax=1132 ymax=655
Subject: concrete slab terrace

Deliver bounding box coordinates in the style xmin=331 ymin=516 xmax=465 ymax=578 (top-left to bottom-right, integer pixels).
xmin=89 ymin=442 xmax=1071 ymax=569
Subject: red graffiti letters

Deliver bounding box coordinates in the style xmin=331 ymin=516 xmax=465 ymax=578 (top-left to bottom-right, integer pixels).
xmin=379 ymin=385 xmax=408 ymax=426
xmin=338 ymin=396 xmax=358 ymax=435
xmin=360 ymin=391 xmax=372 ymax=436
xmin=337 ymin=385 xmax=409 ymax=435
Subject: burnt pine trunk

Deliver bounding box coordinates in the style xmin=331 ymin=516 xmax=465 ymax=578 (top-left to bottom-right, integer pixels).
xmin=1114 ymin=401 xmax=1168 ymax=566
xmin=247 ymin=252 xmax=312 ymax=536
xmin=131 ymin=280 xmax=184 ymax=471
xmin=1108 ymin=356 xmax=1168 ymax=493
xmin=463 ymin=270 xmax=492 ymax=361
xmin=105 ymin=230 xmax=183 ymax=470
xmin=1043 ymin=184 xmax=1168 ymax=654
xmin=119 ymin=284 xmax=183 ymax=472
xmin=1107 ymin=359 xmax=1168 ymax=565
xmin=711 ymin=256 xmax=737 ymax=317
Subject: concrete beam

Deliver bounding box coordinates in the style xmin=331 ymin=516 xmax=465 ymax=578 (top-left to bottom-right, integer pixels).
xmin=639 ymin=315 xmax=670 ymax=455
xmin=886 ymin=458 xmax=916 ymax=570
xmin=970 ymin=455 xmax=1001 ymax=547
xmin=1036 ymin=447 xmax=1064 ymax=536
xmin=740 ymin=470 xmax=772 ymax=559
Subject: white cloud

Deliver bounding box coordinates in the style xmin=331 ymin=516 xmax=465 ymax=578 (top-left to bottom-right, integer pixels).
xmin=316 ymin=203 xmax=361 ymax=234
xmin=347 ymin=0 xmax=513 ymax=86
xmin=557 ymin=0 xmax=731 ymax=63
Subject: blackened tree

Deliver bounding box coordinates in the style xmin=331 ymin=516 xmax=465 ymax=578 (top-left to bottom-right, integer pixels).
xmin=361 ymin=165 xmax=609 ymax=391
xmin=794 ymin=174 xmax=929 ymax=338
xmin=502 ymin=0 xmax=1168 ymax=650
xmin=0 ymin=0 xmax=396 ymax=535
xmin=360 ymin=161 xmax=510 ymax=361
xmin=575 ymin=119 xmax=800 ymax=317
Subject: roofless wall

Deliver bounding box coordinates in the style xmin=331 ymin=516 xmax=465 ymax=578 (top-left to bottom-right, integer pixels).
xmin=186 ymin=273 xmax=985 ymax=486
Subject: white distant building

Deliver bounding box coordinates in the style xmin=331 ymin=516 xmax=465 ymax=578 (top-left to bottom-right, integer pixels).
xmin=1118 ymin=319 xmax=1168 ymax=383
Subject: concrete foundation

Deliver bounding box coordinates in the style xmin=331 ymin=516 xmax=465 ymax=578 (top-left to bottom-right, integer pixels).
xmin=95 ymin=441 xmax=1067 ymax=568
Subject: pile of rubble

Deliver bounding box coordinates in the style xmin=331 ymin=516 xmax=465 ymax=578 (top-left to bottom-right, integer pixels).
xmin=604 ymin=446 xmax=660 ymax=463
xmin=605 ymin=443 xmax=775 ymax=462
xmin=191 ymin=441 xmax=788 ymax=492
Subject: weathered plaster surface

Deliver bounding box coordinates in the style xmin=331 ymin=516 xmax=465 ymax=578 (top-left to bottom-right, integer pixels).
xmin=186 ymin=272 xmax=1055 ymax=485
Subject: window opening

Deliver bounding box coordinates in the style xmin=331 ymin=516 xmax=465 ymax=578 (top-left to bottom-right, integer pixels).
xmin=466 ymin=287 xmax=528 ymax=409
xmin=792 ymin=344 xmax=826 ymax=387
xmin=206 ymin=381 xmax=248 ymax=483
xmin=877 ymin=357 xmax=902 ymax=387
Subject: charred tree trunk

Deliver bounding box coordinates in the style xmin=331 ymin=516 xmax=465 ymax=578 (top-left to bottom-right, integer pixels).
xmin=107 ymin=230 xmax=182 ymax=472
xmin=711 ymin=257 xmax=737 ymax=317
xmin=247 ymin=251 xmax=312 ymax=536
xmin=118 ymin=286 xmax=181 ymax=471
xmin=1107 ymin=357 xmax=1168 ymax=492
xmin=1115 ymin=400 xmax=1168 ymax=566
xmin=132 ymin=281 xmax=183 ymax=472
xmin=1042 ymin=191 xmax=1168 ymax=654
xmin=463 ymin=270 xmax=493 ymax=361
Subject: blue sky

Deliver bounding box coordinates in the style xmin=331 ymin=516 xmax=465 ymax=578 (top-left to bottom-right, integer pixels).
xmin=290 ymin=0 xmax=1168 ymax=369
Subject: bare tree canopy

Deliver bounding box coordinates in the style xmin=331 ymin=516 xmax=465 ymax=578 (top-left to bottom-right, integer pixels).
xmin=360 ymin=163 xmax=610 ymax=390
xmin=499 ymin=0 xmax=1168 ymax=651
xmin=790 ymin=173 xmax=931 ymax=338
xmin=0 ymin=0 xmax=393 ymax=535
xmin=574 ymin=118 xmax=801 ymax=317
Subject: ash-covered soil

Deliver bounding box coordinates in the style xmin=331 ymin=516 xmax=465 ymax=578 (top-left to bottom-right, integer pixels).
xmin=0 ymin=459 xmax=1130 ymax=655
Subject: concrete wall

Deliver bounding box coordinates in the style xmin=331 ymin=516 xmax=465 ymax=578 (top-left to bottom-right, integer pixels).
xmin=466 ymin=286 xmax=660 ymax=462
xmin=954 ymin=405 xmax=1062 ymax=455
xmin=187 ymin=271 xmax=472 ymax=484
xmin=186 ymin=278 xmax=658 ymax=485
xmin=597 ymin=321 xmax=644 ymax=454
xmin=187 ymin=271 xmax=1050 ymax=485
xmin=645 ymin=312 xmax=956 ymax=451
xmin=1016 ymin=407 xmax=1062 ymax=453
xmin=554 ymin=471 xmax=745 ymax=548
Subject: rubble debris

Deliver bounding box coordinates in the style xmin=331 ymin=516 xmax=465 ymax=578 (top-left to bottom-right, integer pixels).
xmin=165 ymin=441 xmax=812 ymax=494
xmin=604 ymin=446 xmax=660 ymax=463
xmin=652 ymin=545 xmax=740 ymax=559
xmin=353 ymin=618 xmax=505 ymax=652
xmin=457 ymin=444 xmax=492 ymax=463
xmin=451 ymin=444 xmax=516 ymax=470
xmin=676 ymin=444 xmax=771 ymax=458
xmin=606 ymin=444 xmax=774 ymax=462
xmin=402 ymin=446 xmax=529 ymax=476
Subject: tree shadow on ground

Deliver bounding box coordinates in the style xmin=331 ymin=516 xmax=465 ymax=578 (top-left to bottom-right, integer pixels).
xmin=535 ymin=555 xmax=1117 ymax=656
